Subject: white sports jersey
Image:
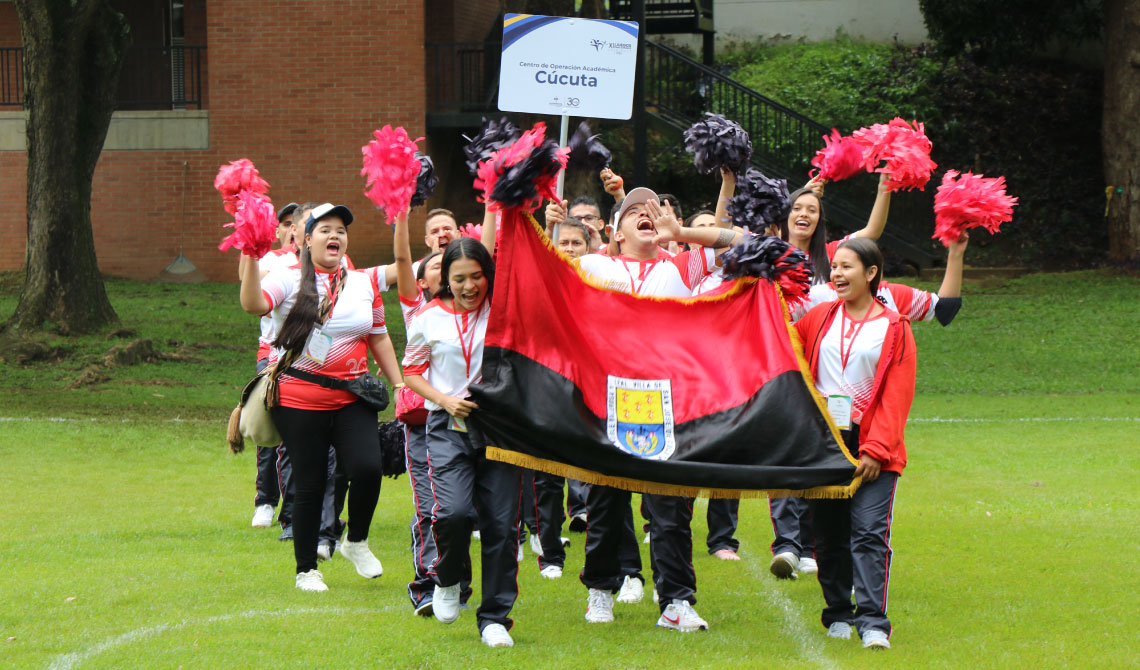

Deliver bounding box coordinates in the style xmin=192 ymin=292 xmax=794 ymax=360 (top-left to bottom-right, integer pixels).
xmin=792 ymin=281 xmax=939 ymax=323
xmin=261 ymin=267 xmax=387 ymax=410
xmin=575 ymin=247 xmax=716 ymax=298
xmin=256 ymin=248 xmax=298 ymax=360
xmin=402 ymin=299 xmax=489 ymax=411
xmin=691 ymin=266 xmax=729 ymax=296
xmin=399 ymin=285 xmax=430 ymax=324
xmin=814 ymin=306 xmax=890 ymax=425
xmin=360 ymin=264 xmax=392 ymax=294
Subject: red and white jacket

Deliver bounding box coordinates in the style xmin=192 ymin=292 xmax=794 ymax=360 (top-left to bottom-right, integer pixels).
xmin=795 ymin=300 xmax=916 ymax=475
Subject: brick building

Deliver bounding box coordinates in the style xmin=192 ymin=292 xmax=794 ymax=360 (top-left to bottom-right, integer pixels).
xmin=0 ymin=0 xmax=501 ymax=281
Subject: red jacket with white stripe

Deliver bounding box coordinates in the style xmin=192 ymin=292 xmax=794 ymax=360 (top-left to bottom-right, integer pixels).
xmin=795 ymin=299 xmax=917 ymax=475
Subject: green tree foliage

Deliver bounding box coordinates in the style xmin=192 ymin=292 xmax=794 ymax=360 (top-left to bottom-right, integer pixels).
xmin=918 ymin=0 xmax=1102 ymax=61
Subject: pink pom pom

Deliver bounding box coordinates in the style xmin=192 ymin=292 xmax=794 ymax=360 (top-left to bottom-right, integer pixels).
xmin=214 ymin=159 xmax=270 ymax=215
xmin=810 ymin=129 xmax=865 ymax=182
xmin=932 ymin=170 xmax=1018 ymax=247
xmin=474 ymin=121 xmax=569 ymax=212
xmin=459 ymin=223 xmax=483 ymax=240
xmin=361 ymin=125 xmax=424 ymax=224
xmin=218 ymin=191 xmax=279 ymax=259
xmin=852 ymin=118 xmax=937 ymax=192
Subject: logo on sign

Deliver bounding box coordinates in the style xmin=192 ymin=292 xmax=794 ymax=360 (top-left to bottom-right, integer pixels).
xmin=590 ymin=38 xmax=605 ymax=51
xmin=606 ymin=376 xmax=676 ymax=460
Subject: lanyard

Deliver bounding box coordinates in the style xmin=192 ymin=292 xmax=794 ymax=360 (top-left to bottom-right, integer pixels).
xmin=318 ymin=271 xmax=342 ymax=320
xmin=621 ymin=258 xmax=650 ymax=296
xmin=838 ymin=305 xmax=874 ymax=373
xmin=453 ymin=304 xmax=481 ymax=378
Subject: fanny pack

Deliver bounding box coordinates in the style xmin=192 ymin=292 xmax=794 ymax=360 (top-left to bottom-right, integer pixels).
xmin=284 ymin=367 xmax=390 ymax=413
xmin=395 ymin=384 xmax=428 ymax=426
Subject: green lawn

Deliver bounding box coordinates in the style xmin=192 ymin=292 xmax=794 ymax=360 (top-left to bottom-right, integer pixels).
xmin=1 ymin=270 xmax=1138 ymax=668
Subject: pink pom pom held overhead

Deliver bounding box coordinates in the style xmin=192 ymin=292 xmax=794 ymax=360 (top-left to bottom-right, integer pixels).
xmin=218 ymin=190 xmax=278 ymax=259
xmin=361 ymin=125 xmax=424 ymax=223
xmin=474 ymin=121 xmax=569 ymax=212
xmin=214 ymin=159 xmax=270 ymax=215
xmin=459 ymin=223 xmax=483 ymax=240
xmin=932 ymin=170 xmax=1018 ymax=247
xmin=851 ymin=118 xmax=937 ymax=192
xmin=810 ymin=129 xmax=865 ymax=182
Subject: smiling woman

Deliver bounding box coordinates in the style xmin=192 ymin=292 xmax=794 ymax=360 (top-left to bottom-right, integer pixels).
xmin=237 ymin=202 xmax=404 ymax=594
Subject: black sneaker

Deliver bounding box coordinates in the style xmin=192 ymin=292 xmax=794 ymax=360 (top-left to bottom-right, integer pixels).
xmin=278 ymin=525 xmax=294 ymax=541
xmin=568 ymin=513 xmax=588 ymax=532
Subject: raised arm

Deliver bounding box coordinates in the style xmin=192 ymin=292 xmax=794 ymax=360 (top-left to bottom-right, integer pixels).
xmin=852 ymin=173 xmax=892 ymax=240
xmin=480 ymin=204 xmax=497 ymax=255
xmin=937 ymin=232 xmax=968 ymax=298
xmin=239 ymin=254 xmax=270 ymax=315
xmin=714 ymin=167 xmax=736 ymax=228
xmin=393 ymin=208 xmax=419 ymax=302
xmin=650 ymin=199 xmax=742 ymax=249
xmin=601 ymin=167 xmax=626 ymax=202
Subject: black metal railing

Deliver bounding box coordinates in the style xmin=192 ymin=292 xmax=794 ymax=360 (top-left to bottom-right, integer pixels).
xmin=0 ymin=45 xmax=205 ymax=110
xmin=426 ymin=41 xmax=500 ymax=114
xmin=0 ymin=47 xmax=23 ymax=107
xmin=610 ymin=0 xmax=714 ymax=24
xmin=645 ymin=40 xmax=938 ymax=267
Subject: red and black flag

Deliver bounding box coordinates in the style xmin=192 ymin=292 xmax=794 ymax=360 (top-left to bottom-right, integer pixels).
xmin=468 ymin=208 xmax=858 ymax=499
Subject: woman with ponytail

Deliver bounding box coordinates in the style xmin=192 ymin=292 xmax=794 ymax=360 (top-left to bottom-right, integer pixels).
xmin=793 ymin=237 xmax=916 ymax=650
xmin=239 ymin=203 xmax=402 ymax=592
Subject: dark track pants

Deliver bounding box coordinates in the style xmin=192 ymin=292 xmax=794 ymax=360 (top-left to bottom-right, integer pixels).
xmin=533 ymin=471 xmax=567 ymax=569
xmin=425 ymin=410 xmax=522 ymax=633
xmin=254 ymin=359 xmax=293 ymax=526
xmin=405 ymin=422 xmax=471 ymax=608
xmin=807 ymin=429 xmax=899 ymax=637
xmin=645 ymin=493 xmax=697 ymax=612
xmin=769 ymin=496 xmax=816 ymax=559
xmin=271 ymin=401 xmax=381 ymax=574
xmin=567 ymin=479 xmax=589 ymax=518
xmin=519 ymin=469 xmax=538 ymax=539
xmin=705 ymin=498 xmax=740 ymax=554
xmin=580 ymin=485 xmax=645 ymax=592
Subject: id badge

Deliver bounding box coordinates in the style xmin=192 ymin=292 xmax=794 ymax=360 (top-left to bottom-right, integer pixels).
xmin=304 ymin=326 xmax=333 ymax=364
xmin=827 ymin=395 xmax=853 ymax=430
xmin=448 ymin=415 xmax=468 ymax=433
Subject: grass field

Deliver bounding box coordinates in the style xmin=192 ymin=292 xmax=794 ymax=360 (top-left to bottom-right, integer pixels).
xmin=1 ymin=269 xmax=1138 ymax=669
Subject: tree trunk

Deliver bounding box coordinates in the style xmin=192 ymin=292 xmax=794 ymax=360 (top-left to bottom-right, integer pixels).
xmin=6 ymin=0 xmax=128 ymax=334
xmin=1103 ymin=0 xmax=1140 ymax=264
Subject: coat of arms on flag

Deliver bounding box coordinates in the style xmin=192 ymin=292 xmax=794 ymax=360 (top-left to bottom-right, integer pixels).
xmin=606 ymin=376 xmax=675 ymax=460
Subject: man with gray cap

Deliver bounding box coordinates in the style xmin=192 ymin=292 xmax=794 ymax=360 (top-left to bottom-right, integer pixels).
xmin=573 ymin=186 xmax=741 ymax=633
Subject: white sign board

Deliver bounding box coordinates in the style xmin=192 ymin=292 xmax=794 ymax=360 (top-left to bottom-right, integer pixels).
xmin=498 ymin=14 xmax=640 ymax=120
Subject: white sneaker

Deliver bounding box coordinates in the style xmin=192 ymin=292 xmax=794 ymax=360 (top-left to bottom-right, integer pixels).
xmin=472 ymin=530 xmax=481 ymax=541
xmin=540 ymin=565 xmax=563 ymax=579
xmin=643 ymin=532 xmax=651 ymax=544
xmin=339 ymin=539 xmax=382 ymax=578
xmin=516 ymin=543 xmax=524 ymax=562
xmin=560 ymin=536 xmax=571 ymax=548
xmin=251 ymin=504 xmax=275 ymax=528
xmin=529 ymin=534 xmax=543 ymax=556
xmin=295 ymin=569 xmax=328 ymax=592
xmin=769 ymin=551 xmax=800 ymax=580
xmin=862 ymin=629 xmax=891 ymax=649
xmin=585 ymin=588 xmax=615 ymax=623
xmin=656 ymin=599 xmax=708 ymax=632
xmin=433 ymin=583 xmax=461 ymax=623
xmin=799 ymin=557 xmax=818 ymax=574
xmin=316 ymin=542 xmax=333 ymax=561
xmin=616 ymin=575 xmax=644 ymax=604
xmin=481 ymin=623 xmax=514 ymax=648
xmin=652 ymin=587 xmax=659 ymax=604
xmin=828 ymin=621 xmax=852 ymax=640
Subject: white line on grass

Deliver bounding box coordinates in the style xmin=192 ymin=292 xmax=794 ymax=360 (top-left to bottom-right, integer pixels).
xmin=47 ymin=606 xmax=393 ymax=670
xmin=741 ymin=556 xmax=838 ymax=670
xmin=909 ymin=416 xmax=1139 ymax=424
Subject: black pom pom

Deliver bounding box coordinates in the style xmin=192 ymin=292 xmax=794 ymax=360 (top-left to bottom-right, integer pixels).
xmin=488 ymin=137 xmax=565 ymax=210
xmin=410 ymin=153 xmax=438 ymax=208
xmin=720 ymin=234 xmax=812 ymax=306
xmin=566 ymin=121 xmax=611 ymax=171
xmin=377 ymin=420 xmax=407 ymax=479
xmin=726 ymin=168 xmax=790 ymax=234
xmin=463 ymin=116 xmax=522 ymax=177
xmin=682 ymin=113 xmax=753 ymax=175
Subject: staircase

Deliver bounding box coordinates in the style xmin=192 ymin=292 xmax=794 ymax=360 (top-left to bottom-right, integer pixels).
xmin=644 ymin=41 xmax=939 ymax=270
